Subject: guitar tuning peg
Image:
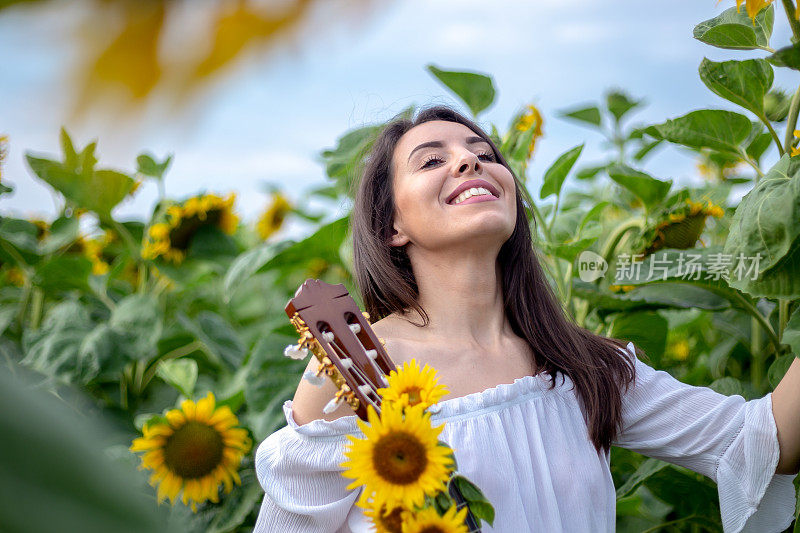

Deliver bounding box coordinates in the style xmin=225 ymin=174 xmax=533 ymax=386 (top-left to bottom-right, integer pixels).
xmin=348 ymin=323 xmax=361 ymax=334
xmin=358 ymin=384 xmax=373 ymax=397
xmin=284 ymin=344 xmax=309 ymax=360
xmin=365 ymin=349 xmax=377 ymax=361
xmin=322 ymin=331 xmax=335 ymax=342
xmin=322 ymin=396 xmax=343 ymax=414
xmin=302 ymin=370 xmax=326 ymax=387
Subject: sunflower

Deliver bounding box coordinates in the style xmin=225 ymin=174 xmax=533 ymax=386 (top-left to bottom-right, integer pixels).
xmin=256 ymin=191 xmax=292 ymax=240
xmin=695 ymin=151 xmax=745 ymax=182
xmin=636 ymin=198 xmax=725 ymax=257
xmin=364 ymin=502 xmax=407 ymax=533
xmin=341 ymin=402 xmax=454 ymax=512
xmin=402 ymin=505 xmax=469 ymax=533
xmin=142 ymin=192 xmax=239 ymax=264
xmin=129 ymin=392 xmax=252 ymax=512
xmin=378 ymin=359 xmax=449 ymax=411
xmin=514 ymin=103 xmax=545 ymax=160
xmin=82 ymin=237 xmax=110 ymax=275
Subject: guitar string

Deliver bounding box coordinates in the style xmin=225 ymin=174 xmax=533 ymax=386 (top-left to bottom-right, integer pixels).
xmin=324 ymin=333 xmax=382 ymax=412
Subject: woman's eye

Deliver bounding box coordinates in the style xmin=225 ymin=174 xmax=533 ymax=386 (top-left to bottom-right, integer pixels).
xmin=478 ymin=152 xmax=495 ymax=162
xmin=420 ymin=156 xmax=444 ymax=168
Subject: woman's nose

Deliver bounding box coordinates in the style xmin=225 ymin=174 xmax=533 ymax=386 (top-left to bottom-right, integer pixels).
xmin=455 ymin=152 xmax=481 ymax=175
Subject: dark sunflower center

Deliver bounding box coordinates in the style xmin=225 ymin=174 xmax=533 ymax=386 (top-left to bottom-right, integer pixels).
xmin=403 ymin=387 xmax=422 ymax=406
xmin=419 ymin=526 xmax=446 ymax=533
xmin=379 ymin=506 xmax=404 ymax=533
xmin=169 ymin=210 xmax=223 ymax=250
xmin=164 ymin=421 xmax=224 ymax=479
xmin=372 ymin=431 xmax=428 ymax=485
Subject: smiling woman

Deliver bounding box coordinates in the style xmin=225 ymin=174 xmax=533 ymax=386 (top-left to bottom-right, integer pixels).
xmin=253 ymin=105 xmax=797 ymax=532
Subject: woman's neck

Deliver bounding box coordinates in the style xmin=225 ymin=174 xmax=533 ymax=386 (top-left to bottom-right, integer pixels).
xmin=401 ymin=244 xmax=513 ymax=350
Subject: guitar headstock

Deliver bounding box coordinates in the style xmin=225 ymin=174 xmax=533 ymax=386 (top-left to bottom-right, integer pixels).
xmin=284 ymin=279 xmax=397 ymax=420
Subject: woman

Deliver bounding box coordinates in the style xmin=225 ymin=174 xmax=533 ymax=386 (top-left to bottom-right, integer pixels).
xmin=254 ymin=105 xmax=799 ymax=532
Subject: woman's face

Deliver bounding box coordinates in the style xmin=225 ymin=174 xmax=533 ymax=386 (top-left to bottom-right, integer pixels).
xmin=389 ymin=120 xmax=517 ymax=253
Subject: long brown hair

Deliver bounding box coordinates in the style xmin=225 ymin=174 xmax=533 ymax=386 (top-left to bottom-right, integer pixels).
xmin=350 ymin=105 xmax=639 ymax=453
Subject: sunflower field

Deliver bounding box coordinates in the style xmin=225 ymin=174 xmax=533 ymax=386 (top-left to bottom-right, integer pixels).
xmin=3 ymin=2 xmax=800 ymax=532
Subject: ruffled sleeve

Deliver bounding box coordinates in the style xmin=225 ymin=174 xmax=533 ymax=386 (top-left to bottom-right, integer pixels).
xmin=612 ymin=342 xmax=797 ymax=533
xmin=253 ymin=401 xmax=364 ymax=533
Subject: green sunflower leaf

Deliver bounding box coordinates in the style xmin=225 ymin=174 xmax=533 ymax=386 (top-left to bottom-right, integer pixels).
xmin=782 ymin=305 xmax=800 ymax=357
xmin=693 ymin=5 xmax=774 ymax=50
xmin=540 ymin=144 xmax=584 ymax=200
xmin=426 ymin=64 xmax=496 ymax=117
xmin=156 ymin=358 xmax=198 ymax=398
xmin=606 ymin=90 xmax=643 ymax=123
xmin=558 ymin=105 xmax=602 ymax=128
xmin=723 ymin=154 xmax=800 ymax=298
xmin=698 ymin=58 xmax=773 ymax=117
xmin=644 ymin=109 xmax=753 ymax=157
xmin=26 ymin=128 xmax=135 ymax=220
xmin=606 ymin=164 xmax=672 ymax=212
xmin=610 ymin=311 xmax=668 ymax=364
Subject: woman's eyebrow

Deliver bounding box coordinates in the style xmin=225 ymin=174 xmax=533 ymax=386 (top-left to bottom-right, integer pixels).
xmin=406 ymin=136 xmax=489 ymax=163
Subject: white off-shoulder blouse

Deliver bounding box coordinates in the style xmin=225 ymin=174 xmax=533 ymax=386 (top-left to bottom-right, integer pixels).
xmin=253 ymin=342 xmax=797 ymax=532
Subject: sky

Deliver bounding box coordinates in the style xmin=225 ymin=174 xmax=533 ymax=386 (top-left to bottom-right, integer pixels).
xmin=1 ymin=0 xmax=797 ymax=240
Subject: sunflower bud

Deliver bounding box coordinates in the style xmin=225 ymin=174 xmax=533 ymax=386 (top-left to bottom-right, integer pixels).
xmin=764 ymin=89 xmax=791 ymax=122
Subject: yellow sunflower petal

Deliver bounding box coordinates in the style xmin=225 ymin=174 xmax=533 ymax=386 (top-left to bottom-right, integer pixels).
xmin=180 ymin=398 xmax=197 ymax=420
xmin=165 ymin=409 xmax=187 ymax=429
xmin=195 ymin=392 xmax=216 ymax=423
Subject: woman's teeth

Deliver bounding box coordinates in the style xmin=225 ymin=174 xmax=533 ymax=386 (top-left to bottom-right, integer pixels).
xmin=452 ymin=187 xmax=494 ymax=205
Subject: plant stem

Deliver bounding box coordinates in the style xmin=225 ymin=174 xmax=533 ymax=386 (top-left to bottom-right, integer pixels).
xmin=779 ymin=299 xmax=791 ymax=341
xmin=110 ymin=219 xmax=147 ymax=292
xmin=738 ymin=149 xmax=764 ymax=181
xmin=547 ymin=195 xmax=561 ymax=235
xmin=564 ymin=261 xmax=575 ymax=316
xmin=733 ymin=291 xmax=781 ymax=351
xmin=15 ymin=281 xmax=31 ymax=331
xmin=530 ymin=200 xmax=568 ymax=300
xmin=784 ymin=85 xmax=800 ymax=153
xmin=597 ymin=219 xmax=645 ymax=284
xmin=751 ymin=315 xmax=765 ymax=391
xmin=29 ymin=288 xmax=44 ymax=330
xmin=760 ymin=113 xmax=785 ymax=156
xmin=781 ymin=0 xmax=800 ymax=43
xmin=140 ymin=340 xmax=203 ymax=392
xmin=120 ymin=367 xmax=129 ymax=411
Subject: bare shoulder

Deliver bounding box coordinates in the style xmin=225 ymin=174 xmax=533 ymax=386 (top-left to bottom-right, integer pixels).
xmin=290 ymin=314 xmax=406 ymax=425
